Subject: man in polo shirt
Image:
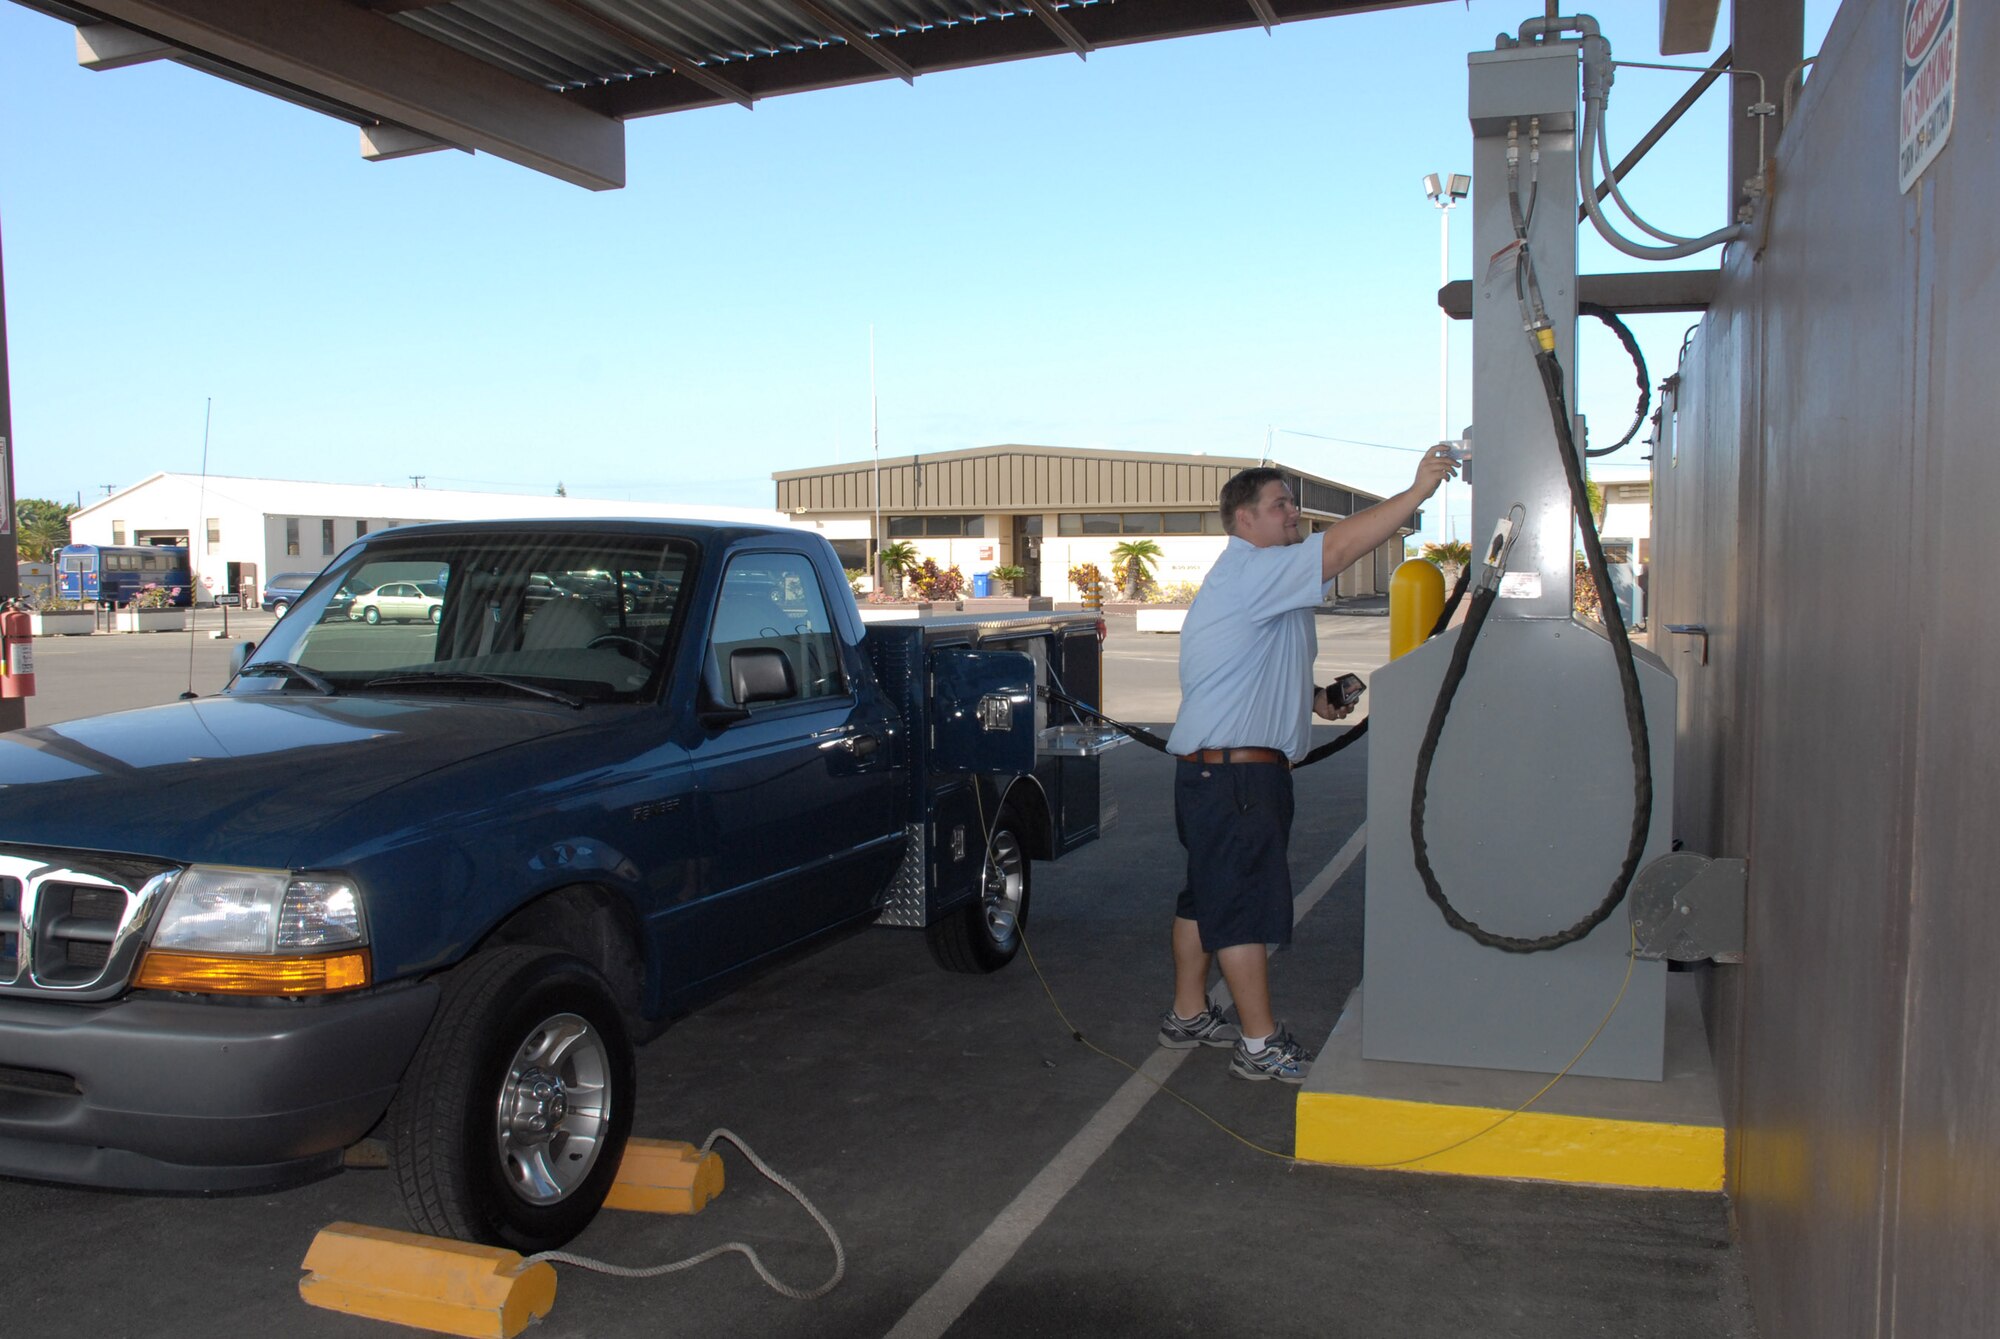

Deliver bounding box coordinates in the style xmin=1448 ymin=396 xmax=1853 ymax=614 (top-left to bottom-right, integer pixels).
xmin=1158 ymin=456 xmax=1454 ymax=1082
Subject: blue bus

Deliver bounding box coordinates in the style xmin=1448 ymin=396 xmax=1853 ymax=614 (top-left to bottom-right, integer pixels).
xmin=57 ymin=544 xmax=194 ymax=607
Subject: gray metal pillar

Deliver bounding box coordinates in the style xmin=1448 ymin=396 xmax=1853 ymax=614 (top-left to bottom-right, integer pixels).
xmin=1729 ymin=0 xmax=1804 ymax=222
xmin=1360 ymin=33 xmax=1677 ymax=1081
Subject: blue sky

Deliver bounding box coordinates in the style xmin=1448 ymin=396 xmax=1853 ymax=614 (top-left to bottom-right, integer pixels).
xmin=0 ymin=1 xmax=1834 ymax=541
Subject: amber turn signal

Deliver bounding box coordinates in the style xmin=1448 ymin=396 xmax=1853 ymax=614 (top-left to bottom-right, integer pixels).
xmin=136 ymin=948 xmax=371 ymax=995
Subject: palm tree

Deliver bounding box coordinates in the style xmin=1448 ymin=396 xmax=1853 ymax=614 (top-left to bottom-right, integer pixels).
xmin=1109 ymin=539 xmax=1163 ymax=599
xmin=878 ymin=541 xmax=919 ymax=598
xmin=13 ymin=498 xmax=77 ymax=564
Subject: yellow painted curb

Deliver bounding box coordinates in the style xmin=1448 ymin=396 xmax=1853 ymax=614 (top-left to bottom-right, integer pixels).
xmin=1295 ymin=1091 xmax=1724 ymax=1191
xmin=299 ymin=1222 xmax=556 ymax=1338
xmin=604 ymin=1137 xmax=726 ymax=1214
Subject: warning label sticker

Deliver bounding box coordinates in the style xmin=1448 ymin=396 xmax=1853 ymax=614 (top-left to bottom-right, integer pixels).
xmin=1899 ymin=0 xmax=1958 ymax=193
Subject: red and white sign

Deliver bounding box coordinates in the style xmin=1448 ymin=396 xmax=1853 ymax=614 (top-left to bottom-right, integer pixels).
xmin=1899 ymin=0 xmax=1958 ymax=193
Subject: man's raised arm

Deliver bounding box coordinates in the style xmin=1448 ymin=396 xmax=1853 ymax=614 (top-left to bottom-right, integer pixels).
xmin=1320 ymin=448 xmax=1458 ymax=583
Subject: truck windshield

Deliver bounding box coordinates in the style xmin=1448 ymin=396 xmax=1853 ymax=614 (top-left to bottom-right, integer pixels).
xmin=235 ymin=534 xmax=693 ymax=703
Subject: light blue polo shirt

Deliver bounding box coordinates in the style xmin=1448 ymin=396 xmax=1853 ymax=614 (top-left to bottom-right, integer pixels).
xmin=1164 ymin=536 xmax=1330 ymax=763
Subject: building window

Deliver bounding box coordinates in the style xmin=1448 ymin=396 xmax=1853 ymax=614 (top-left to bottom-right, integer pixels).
xmin=356 ymin=520 xmax=369 ymax=538
xmin=285 ymin=518 xmax=300 ymax=556
xmin=887 ymin=514 xmax=983 ymax=538
xmin=112 ymin=522 xmax=126 ymax=545
xmin=206 ymin=517 xmax=221 ymax=555
xmin=1059 ymin=511 xmax=1221 ymax=536
xmin=322 ymin=519 xmax=335 ymax=555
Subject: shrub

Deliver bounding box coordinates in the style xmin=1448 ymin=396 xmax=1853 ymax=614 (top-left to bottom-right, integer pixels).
xmin=910 ymin=559 xmax=966 ymax=602
xmin=1067 ymin=562 xmax=1104 ymax=593
xmin=990 ymin=564 xmax=1026 ymax=582
xmin=1144 ymin=580 xmax=1202 ymax=605
xmin=1574 ymin=556 xmax=1601 ymax=620
xmin=133 ymin=583 xmax=180 ymax=610
xmin=844 ymin=566 xmax=867 ymax=597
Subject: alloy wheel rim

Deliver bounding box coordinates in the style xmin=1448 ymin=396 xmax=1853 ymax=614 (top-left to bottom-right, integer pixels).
xmin=493 ymin=1011 xmax=611 ymax=1205
xmin=981 ymin=831 xmax=1024 ymax=942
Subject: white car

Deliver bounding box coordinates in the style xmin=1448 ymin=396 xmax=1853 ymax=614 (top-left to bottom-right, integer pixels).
xmin=347 ymin=581 xmax=444 ymax=625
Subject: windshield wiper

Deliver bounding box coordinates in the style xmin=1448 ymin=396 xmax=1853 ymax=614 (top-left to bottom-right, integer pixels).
xmin=237 ymin=661 xmax=340 ymax=696
xmin=359 ymin=671 xmax=585 ymax=709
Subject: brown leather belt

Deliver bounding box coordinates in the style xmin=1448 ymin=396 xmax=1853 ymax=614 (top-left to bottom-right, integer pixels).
xmin=1178 ymin=747 xmax=1292 ymax=769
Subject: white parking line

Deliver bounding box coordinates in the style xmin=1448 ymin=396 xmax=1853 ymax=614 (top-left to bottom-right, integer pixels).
xmin=883 ymin=824 xmax=1370 ymax=1339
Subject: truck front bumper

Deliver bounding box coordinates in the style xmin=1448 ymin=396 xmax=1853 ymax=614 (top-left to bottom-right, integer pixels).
xmin=0 ymin=982 xmax=440 ymax=1192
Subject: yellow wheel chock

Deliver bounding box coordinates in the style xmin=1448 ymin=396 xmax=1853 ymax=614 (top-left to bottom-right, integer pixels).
xmin=298 ymin=1222 xmax=556 ymax=1339
xmin=604 ymin=1137 xmax=725 ymax=1214
xmin=299 ymin=1139 xmax=726 ymax=1335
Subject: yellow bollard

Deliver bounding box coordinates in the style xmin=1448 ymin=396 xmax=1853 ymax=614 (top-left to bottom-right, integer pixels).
xmin=299 ymin=1222 xmax=556 ymax=1339
xmin=1389 ymin=559 xmax=1446 ymax=661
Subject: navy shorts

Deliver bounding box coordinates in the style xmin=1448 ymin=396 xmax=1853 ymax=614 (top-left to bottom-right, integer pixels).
xmin=1174 ymin=758 xmax=1296 ymax=951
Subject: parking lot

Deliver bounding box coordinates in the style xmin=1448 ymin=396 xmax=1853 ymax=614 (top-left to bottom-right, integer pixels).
xmin=2 ymin=609 xmax=1755 ymax=1338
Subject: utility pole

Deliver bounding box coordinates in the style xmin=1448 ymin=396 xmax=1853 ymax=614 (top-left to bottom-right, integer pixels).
xmin=870 ymin=325 xmax=881 ymax=593
xmin=0 ymin=205 xmax=23 ymax=731
xmin=408 ymin=475 xmax=425 ymax=489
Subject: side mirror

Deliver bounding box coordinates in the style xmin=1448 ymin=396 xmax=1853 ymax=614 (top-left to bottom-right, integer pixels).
xmin=229 ymin=641 xmax=257 ymax=675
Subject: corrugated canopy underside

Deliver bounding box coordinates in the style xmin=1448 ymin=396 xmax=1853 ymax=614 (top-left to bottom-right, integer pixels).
xmin=23 ymin=0 xmax=1443 ymax=187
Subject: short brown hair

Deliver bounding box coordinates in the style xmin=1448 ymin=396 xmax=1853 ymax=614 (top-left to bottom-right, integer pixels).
xmin=1219 ymin=467 xmax=1286 ymax=534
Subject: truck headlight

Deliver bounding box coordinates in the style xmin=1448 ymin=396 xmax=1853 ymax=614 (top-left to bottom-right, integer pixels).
xmin=138 ymin=866 xmax=370 ymax=995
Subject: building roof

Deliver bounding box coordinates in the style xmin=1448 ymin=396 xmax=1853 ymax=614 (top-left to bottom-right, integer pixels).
xmin=29 ymin=0 xmax=1444 ymax=189
xmin=73 ymin=471 xmax=787 ymax=526
xmin=773 ymin=442 xmax=1402 ymax=524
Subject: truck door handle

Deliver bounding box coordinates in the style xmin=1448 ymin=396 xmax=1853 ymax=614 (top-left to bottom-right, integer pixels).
xmin=845 ymin=732 xmax=881 ymax=758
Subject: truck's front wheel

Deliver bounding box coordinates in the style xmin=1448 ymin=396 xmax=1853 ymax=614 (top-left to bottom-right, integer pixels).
xmin=389 ymin=946 xmax=635 ymax=1252
xmin=925 ymin=812 xmax=1031 ymax=973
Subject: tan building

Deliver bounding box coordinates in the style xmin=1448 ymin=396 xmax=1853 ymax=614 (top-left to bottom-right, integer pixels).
xmin=773 ymin=444 xmax=1417 ymax=601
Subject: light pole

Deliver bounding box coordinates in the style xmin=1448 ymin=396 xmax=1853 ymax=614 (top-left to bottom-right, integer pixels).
xmin=1424 ymin=171 xmax=1470 ymax=544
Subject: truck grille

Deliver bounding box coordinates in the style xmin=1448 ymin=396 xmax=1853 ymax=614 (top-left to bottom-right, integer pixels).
xmin=0 ymin=853 xmax=179 ymax=1001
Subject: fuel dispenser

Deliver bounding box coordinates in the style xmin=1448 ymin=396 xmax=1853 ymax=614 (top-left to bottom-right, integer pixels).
xmin=1301 ymin=13 xmax=1745 ymax=1185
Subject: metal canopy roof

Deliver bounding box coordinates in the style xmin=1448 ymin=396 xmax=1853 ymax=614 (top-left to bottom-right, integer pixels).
xmin=23 ymin=0 xmax=1440 ymax=189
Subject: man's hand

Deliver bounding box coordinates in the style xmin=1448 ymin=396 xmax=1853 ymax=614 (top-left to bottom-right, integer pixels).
xmin=1313 ymin=685 xmax=1354 ymax=722
xmin=1412 ymin=446 xmax=1459 ymax=501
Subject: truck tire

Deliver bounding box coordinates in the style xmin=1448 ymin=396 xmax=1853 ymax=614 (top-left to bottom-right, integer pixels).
xmin=270 ymin=600 xmax=289 ymax=618
xmin=389 ymin=946 xmax=635 ymax=1252
xmin=925 ymin=811 xmax=1031 ymax=974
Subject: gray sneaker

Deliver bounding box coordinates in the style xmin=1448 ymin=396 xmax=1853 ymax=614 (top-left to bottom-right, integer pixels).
xmin=1229 ymin=1026 xmax=1315 ymax=1084
xmin=1158 ymin=1001 xmax=1241 ymax=1050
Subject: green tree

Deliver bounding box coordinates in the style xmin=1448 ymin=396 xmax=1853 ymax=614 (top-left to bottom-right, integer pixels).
xmin=1420 ymin=539 xmax=1471 ymax=569
xmin=14 ymin=498 xmax=78 ymax=563
xmin=1109 ymin=539 xmax=1164 ymax=598
xmin=877 ymin=541 xmax=920 ymax=598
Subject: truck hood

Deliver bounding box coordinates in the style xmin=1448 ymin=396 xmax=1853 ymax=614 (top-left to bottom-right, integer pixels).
xmin=0 ymin=693 xmax=593 ymax=868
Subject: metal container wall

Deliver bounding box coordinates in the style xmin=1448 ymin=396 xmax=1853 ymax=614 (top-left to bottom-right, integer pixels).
xmin=1657 ymin=0 xmax=2000 ymax=1334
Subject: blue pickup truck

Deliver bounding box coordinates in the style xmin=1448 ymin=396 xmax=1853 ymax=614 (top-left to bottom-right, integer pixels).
xmin=0 ymin=519 xmax=1115 ymax=1250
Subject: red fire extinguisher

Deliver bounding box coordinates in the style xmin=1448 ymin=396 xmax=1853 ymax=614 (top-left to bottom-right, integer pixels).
xmin=1 ymin=605 xmax=36 ymax=699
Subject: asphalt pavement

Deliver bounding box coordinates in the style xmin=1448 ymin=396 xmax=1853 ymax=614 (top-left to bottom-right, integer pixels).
xmin=0 ymin=607 xmax=1757 ymax=1339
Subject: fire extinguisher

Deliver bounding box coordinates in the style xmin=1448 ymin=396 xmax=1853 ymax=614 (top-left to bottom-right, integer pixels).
xmin=1 ymin=604 xmax=35 ymax=699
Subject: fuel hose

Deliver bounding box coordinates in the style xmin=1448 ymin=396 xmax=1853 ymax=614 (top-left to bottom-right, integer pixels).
xmin=1042 ymin=564 xmax=1471 ymax=768
xmin=1406 ymin=327 xmax=1653 ymax=954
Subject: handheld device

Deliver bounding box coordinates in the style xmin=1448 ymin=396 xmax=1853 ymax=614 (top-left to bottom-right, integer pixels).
xmin=1326 ymin=673 xmax=1365 ymax=710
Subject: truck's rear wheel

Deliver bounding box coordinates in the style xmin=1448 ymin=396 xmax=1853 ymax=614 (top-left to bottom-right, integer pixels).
xmin=925 ymin=812 xmax=1030 ymax=974
xmin=389 ymin=946 xmax=635 ymax=1252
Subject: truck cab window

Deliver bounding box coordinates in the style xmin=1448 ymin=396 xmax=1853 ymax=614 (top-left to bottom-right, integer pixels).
xmin=710 ymin=554 xmax=846 ymax=706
